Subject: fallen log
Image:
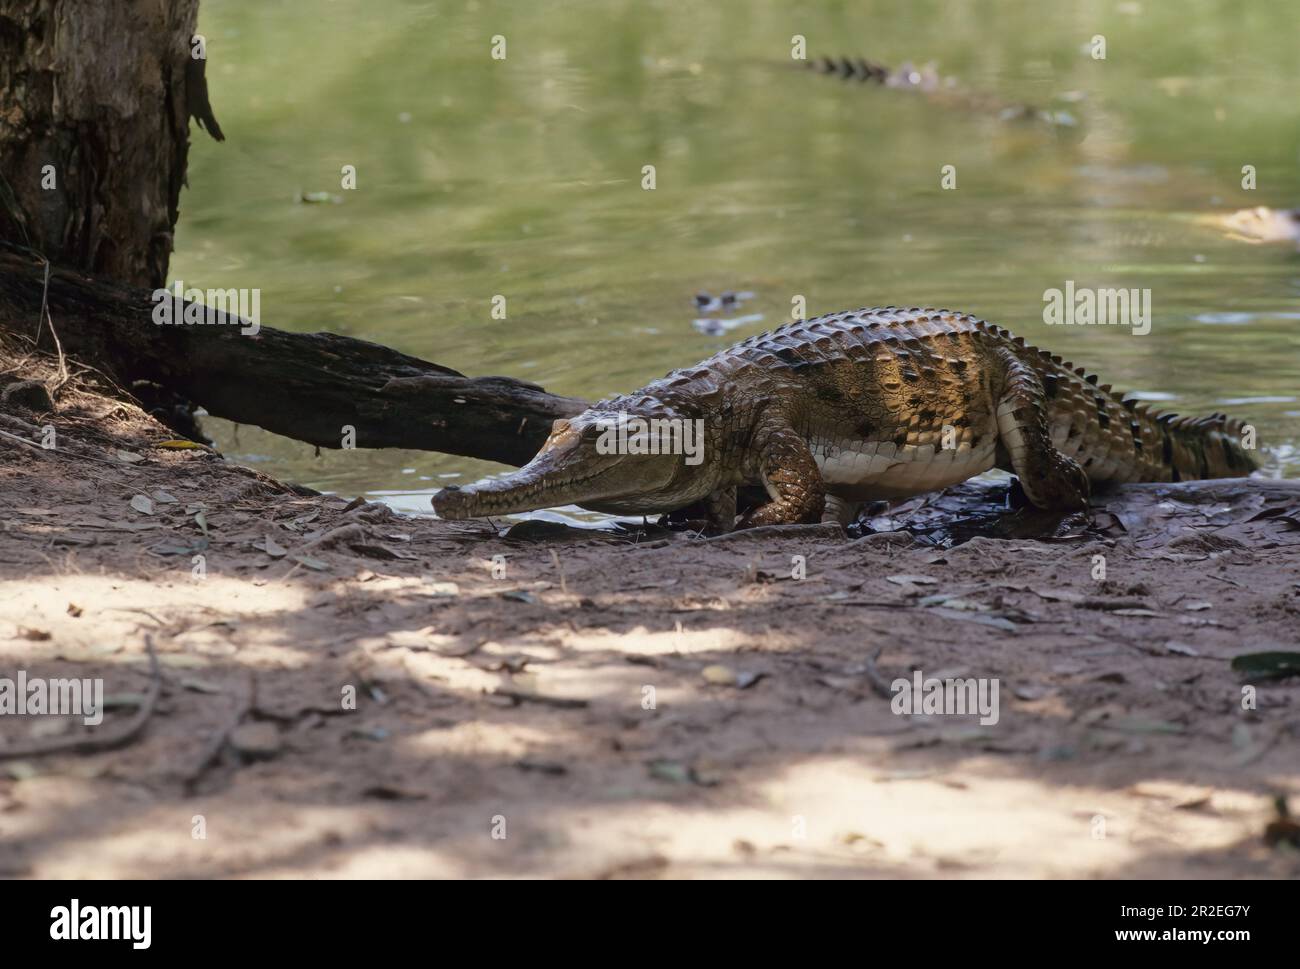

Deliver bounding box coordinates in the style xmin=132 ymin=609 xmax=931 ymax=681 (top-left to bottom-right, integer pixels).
xmin=0 ymin=247 xmax=586 ymax=467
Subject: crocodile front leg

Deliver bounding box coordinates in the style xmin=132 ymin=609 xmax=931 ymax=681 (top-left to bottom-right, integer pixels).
xmin=994 ymin=349 xmax=1090 ymax=511
xmin=739 ymin=424 xmax=826 ymax=527
xmin=821 ymin=494 xmax=861 ymax=527
xmin=704 ymin=487 xmax=737 ymax=533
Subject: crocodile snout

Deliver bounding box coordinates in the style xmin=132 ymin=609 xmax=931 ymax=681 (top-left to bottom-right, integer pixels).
xmin=431 ymin=484 xmax=470 ymax=519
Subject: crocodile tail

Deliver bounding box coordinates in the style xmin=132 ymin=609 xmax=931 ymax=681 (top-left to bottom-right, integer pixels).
xmin=806 ymin=54 xmax=889 ymax=83
xmin=1161 ymin=411 xmax=1258 ymax=480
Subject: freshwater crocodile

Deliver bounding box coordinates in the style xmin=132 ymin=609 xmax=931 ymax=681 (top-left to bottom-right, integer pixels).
xmin=804 ymin=54 xmax=1077 ymax=127
xmin=1212 ymin=205 xmax=1300 ymax=248
xmin=432 ymin=307 xmax=1256 ymax=532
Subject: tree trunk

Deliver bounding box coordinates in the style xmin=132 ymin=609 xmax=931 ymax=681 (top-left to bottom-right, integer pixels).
xmin=0 ymin=248 xmax=586 ymax=467
xmin=0 ymin=0 xmax=220 ymax=288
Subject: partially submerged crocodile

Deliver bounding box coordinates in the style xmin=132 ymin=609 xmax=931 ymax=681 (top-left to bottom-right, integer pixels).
xmin=805 ymin=54 xmax=1077 ymax=127
xmin=432 ymin=307 xmax=1255 ymax=532
xmin=1211 ymin=205 xmax=1300 ymax=248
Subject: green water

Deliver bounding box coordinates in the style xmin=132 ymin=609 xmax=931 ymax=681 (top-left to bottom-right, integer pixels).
xmin=176 ymin=0 xmax=1300 ymax=517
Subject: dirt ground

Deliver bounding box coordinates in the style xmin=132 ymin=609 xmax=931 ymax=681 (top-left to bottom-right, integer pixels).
xmin=1 ymin=343 xmax=1298 ymax=879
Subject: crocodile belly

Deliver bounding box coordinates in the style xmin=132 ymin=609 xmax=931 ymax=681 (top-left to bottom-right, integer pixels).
xmin=810 ymin=435 xmax=998 ymax=500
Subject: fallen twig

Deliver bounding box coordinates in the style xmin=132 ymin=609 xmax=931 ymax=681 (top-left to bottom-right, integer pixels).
xmin=490 ymin=688 xmax=588 ymax=709
xmin=0 ymin=425 xmax=130 ymax=467
xmin=299 ymin=522 xmax=369 ymax=551
xmin=862 ymin=646 xmax=896 ymax=699
xmin=181 ymin=672 xmax=255 ymax=792
xmin=0 ymin=426 xmax=50 ymax=454
xmin=0 ymin=634 xmax=162 ymax=760
xmin=1206 ymin=573 xmax=1246 ymax=589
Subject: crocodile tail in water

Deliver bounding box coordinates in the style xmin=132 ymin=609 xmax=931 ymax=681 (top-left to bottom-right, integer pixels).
xmin=805 ymin=54 xmax=890 ymax=83
xmin=802 ymin=52 xmax=1076 ymax=127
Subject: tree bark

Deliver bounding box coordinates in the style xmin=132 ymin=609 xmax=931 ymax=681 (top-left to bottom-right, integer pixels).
xmin=0 ymin=248 xmax=586 ymax=467
xmin=0 ymin=0 xmax=219 ymax=288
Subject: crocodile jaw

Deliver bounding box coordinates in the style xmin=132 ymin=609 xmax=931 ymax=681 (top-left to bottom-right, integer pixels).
xmin=433 ymin=462 xmax=632 ymax=519
xmin=432 ymin=431 xmax=681 ymax=520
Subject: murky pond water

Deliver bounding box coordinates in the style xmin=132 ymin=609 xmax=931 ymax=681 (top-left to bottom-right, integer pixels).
xmin=176 ymin=0 xmax=1300 ymax=519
